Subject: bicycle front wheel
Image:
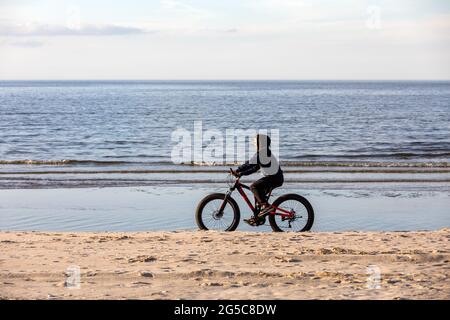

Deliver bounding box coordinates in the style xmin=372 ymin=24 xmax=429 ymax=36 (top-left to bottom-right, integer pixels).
xmin=195 ymin=193 xmax=240 ymax=231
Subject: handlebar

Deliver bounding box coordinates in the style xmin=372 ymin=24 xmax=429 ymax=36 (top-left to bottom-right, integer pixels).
xmin=229 ymin=168 xmax=240 ymax=179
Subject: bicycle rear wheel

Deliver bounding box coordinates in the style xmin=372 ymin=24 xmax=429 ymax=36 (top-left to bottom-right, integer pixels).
xmin=269 ymin=194 xmax=314 ymax=232
xmin=195 ymin=193 xmax=240 ymax=231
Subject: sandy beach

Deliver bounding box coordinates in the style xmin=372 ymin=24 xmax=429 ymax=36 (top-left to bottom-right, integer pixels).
xmin=0 ymin=229 xmax=449 ymax=300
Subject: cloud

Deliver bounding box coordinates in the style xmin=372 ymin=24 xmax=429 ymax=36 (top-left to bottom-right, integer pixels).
xmin=160 ymin=0 xmax=212 ymax=18
xmin=0 ymin=23 xmax=151 ymax=36
xmin=222 ymin=28 xmax=239 ymax=33
xmin=9 ymin=39 xmax=45 ymax=47
xmin=151 ymin=0 xmax=215 ymax=31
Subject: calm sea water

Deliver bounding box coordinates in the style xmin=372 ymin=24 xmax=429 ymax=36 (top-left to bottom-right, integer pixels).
xmin=0 ymin=80 xmax=449 ymax=231
xmin=1 ymin=80 xmax=449 ymax=167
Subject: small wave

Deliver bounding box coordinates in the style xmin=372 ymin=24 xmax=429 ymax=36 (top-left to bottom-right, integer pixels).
xmin=1 ymin=159 xmax=449 ymax=168
xmin=280 ymin=161 xmax=450 ymax=168
xmin=290 ymin=152 xmax=450 ymax=159
xmin=0 ymin=159 xmax=132 ymax=165
xmin=0 ymin=169 xmax=225 ymax=175
xmin=1 ymin=177 xmax=450 ymax=190
xmin=183 ymin=161 xmax=450 ymax=168
xmin=2 ymin=168 xmax=449 ymax=175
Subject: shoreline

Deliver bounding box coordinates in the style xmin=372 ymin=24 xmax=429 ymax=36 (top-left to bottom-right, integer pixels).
xmin=1 ymin=229 xmax=449 ymax=300
xmin=1 ymin=161 xmax=450 ymax=190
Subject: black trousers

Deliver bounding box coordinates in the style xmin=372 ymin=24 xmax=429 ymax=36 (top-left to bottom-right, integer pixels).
xmin=250 ymin=170 xmax=284 ymax=205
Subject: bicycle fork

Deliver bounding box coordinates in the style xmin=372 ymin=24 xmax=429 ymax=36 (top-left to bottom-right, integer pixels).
xmin=217 ymin=191 xmax=232 ymax=217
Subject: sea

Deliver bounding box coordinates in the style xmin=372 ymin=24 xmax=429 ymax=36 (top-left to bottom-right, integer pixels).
xmin=0 ymin=80 xmax=449 ymax=231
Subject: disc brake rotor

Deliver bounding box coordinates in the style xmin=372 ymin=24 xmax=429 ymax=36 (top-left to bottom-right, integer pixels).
xmin=212 ymin=210 xmax=223 ymax=220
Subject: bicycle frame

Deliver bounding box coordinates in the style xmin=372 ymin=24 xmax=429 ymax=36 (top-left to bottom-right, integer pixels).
xmin=220 ymin=177 xmax=294 ymax=219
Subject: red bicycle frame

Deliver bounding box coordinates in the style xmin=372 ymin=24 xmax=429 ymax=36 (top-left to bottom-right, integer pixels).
xmin=220 ymin=176 xmax=293 ymax=219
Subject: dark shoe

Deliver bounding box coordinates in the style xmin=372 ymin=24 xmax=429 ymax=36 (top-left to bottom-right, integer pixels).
xmin=244 ymin=215 xmax=266 ymax=226
xmin=244 ymin=217 xmax=258 ymax=226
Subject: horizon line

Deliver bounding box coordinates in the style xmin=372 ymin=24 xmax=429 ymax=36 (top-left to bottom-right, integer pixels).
xmin=1 ymin=79 xmax=450 ymax=82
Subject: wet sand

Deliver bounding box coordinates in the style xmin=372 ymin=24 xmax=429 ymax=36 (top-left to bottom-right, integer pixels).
xmin=1 ymin=229 xmax=449 ymax=300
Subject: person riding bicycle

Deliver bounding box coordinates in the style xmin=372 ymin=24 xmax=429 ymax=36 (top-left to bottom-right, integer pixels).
xmin=231 ymin=134 xmax=284 ymax=226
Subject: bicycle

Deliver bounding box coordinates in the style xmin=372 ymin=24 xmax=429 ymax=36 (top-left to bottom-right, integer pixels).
xmin=195 ymin=169 xmax=314 ymax=232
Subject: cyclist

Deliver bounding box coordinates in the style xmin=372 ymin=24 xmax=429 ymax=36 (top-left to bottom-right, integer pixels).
xmin=231 ymin=134 xmax=284 ymax=225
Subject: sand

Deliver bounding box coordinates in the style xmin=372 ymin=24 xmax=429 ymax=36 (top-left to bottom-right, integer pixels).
xmin=0 ymin=229 xmax=449 ymax=300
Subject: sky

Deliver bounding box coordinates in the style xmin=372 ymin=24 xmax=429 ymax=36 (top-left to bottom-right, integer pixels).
xmin=0 ymin=0 xmax=449 ymax=80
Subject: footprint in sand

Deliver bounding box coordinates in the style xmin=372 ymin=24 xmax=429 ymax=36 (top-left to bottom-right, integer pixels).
xmin=181 ymin=258 xmax=195 ymax=262
xmin=132 ymin=281 xmax=152 ymax=286
xmin=128 ymin=255 xmax=157 ymax=263
xmin=115 ymin=236 xmax=132 ymax=241
xmin=0 ymin=240 xmax=16 ymax=244
xmin=114 ymin=270 xmax=127 ymax=274
xmin=151 ymin=291 xmax=168 ymax=296
xmin=200 ymin=282 xmax=223 ymax=287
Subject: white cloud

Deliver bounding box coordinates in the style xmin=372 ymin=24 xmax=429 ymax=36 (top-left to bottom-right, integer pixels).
xmin=160 ymin=0 xmax=211 ymax=16
xmin=8 ymin=39 xmax=45 ymax=47
xmin=0 ymin=22 xmax=150 ymax=36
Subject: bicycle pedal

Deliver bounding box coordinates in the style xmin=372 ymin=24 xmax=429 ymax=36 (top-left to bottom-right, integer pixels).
xmin=243 ymin=219 xmax=258 ymax=226
xmin=244 ymin=216 xmax=265 ymax=226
